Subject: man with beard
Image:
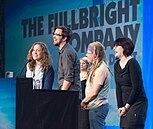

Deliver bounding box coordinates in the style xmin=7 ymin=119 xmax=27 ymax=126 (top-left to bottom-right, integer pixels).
xmin=52 ymin=26 xmax=81 ymax=94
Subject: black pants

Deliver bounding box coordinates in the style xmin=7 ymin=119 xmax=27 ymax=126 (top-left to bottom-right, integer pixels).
xmin=78 ymin=105 xmax=90 ymax=129
xmin=123 ymin=127 xmax=144 ymax=129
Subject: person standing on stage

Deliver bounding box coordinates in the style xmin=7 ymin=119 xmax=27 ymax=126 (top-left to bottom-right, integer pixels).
xmin=113 ymin=37 xmax=148 ymax=129
xmin=80 ymin=57 xmax=89 ymax=99
xmin=81 ymin=41 xmax=111 ymax=129
xmin=79 ymin=57 xmax=90 ymax=129
xmin=26 ymin=42 xmax=54 ymax=90
xmin=52 ymin=26 xmax=81 ymax=93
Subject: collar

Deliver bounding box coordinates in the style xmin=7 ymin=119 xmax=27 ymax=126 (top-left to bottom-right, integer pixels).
xmin=59 ymin=43 xmax=69 ymax=54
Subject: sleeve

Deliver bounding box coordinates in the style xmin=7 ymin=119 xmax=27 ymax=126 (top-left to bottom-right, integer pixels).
xmin=114 ymin=61 xmax=123 ymax=108
xmin=43 ymin=66 xmax=54 ymax=90
xmin=26 ymin=63 xmax=33 ymax=78
xmin=62 ymin=51 xmax=75 ymax=82
xmin=127 ymin=59 xmax=142 ymax=105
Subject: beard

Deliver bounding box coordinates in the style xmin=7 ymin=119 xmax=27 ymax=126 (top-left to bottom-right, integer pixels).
xmin=53 ymin=39 xmax=62 ymax=47
xmin=54 ymin=42 xmax=59 ymax=46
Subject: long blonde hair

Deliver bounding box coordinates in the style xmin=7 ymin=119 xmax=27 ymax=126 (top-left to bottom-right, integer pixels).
xmin=27 ymin=42 xmax=53 ymax=72
xmin=87 ymin=41 xmax=109 ymax=82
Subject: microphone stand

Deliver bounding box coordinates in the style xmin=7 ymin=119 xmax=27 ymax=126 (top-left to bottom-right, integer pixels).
xmin=15 ymin=60 xmax=31 ymax=78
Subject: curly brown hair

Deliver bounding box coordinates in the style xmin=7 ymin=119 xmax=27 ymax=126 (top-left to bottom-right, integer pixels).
xmin=27 ymin=42 xmax=53 ymax=72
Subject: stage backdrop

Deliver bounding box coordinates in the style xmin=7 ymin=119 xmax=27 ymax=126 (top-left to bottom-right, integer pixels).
xmin=4 ymin=0 xmax=145 ymax=128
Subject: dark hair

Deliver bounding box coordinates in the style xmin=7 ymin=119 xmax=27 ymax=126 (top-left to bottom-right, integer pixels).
xmin=114 ymin=37 xmax=135 ymax=57
xmin=54 ymin=26 xmax=72 ymax=43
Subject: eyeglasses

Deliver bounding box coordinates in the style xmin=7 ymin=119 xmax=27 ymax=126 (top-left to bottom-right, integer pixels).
xmin=52 ymin=32 xmax=63 ymax=37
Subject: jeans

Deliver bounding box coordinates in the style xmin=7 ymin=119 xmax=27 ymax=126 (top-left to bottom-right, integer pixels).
xmin=89 ymin=103 xmax=109 ymax=129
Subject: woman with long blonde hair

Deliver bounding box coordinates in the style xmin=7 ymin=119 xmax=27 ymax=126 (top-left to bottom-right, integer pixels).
xmin=81 ymin=41 xmax=111 ymax=129
xmin=26 ymin=42 xmax=54 ymax=90
xmin=79 ymin=57 xmax=90 ymax=129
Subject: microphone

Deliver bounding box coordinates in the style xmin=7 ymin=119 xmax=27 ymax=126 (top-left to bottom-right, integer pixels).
xmin=15 ymin=60 xmax=32 ymax=78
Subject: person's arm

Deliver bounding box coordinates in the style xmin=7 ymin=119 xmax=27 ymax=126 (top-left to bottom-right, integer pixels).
xmin=81 ymin=83 xmax=101 ymax=109
xmin=114 ymin=62 xmax=127 ymax=116
xmin=127 ymin=59 xmax=142 ymax=105
xmin=61 ymin=80 xmax=71 ymax=90
xmin=114 ymin=62 xmax=123 ymax=108
xmin=61 ymin=51 xmax=75 ymax=90
xmin=81 ymin=66 xmax=108 ymax=109
xmin=43 ymin=66 xmax=54 ymax=90
xmin=26 ymin=63 xmax=33 ymax=78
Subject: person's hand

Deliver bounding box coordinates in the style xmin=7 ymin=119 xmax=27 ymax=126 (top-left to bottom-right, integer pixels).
xmin=118 ymin=107 xmax=127 ymax=116
xmin=80 ymin=101 xmax=88 ymax=110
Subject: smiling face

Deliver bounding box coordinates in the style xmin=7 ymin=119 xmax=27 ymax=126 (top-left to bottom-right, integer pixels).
xmin=52 ymin=28 xmax=64 ymax=47
xmin=32 ymin=44 xmax=43 ymax=61
xmin=113 ymin=45 xmax=124 ymax=59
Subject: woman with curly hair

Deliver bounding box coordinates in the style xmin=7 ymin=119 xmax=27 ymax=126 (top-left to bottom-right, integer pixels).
xmin=26 ymin=42 xmax=54 ymax=90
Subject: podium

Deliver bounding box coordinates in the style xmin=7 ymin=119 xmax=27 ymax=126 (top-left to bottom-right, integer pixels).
xmin=0 ymin=78 xmax=79 ymax=129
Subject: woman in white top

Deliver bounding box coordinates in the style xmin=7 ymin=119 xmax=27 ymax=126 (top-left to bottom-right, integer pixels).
xmin=26 ymin=42 xmax=54 ymax=90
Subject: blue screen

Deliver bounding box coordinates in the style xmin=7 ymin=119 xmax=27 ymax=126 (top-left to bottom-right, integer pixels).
xmin=0 ymin=78 xmax=16 ymax=129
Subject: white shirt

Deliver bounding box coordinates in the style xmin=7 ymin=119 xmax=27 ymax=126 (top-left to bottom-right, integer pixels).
xmin=26 ymin=64 xmax=44 ymax=89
